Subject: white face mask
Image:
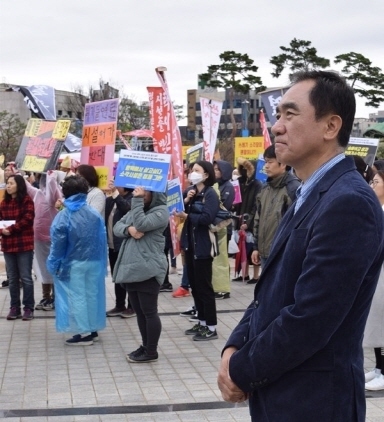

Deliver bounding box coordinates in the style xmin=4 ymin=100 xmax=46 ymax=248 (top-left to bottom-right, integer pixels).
xmin=232 ymin=175 xmax=239 ymax=181
xmin=188 ymin=171 xmax=205 ymax=185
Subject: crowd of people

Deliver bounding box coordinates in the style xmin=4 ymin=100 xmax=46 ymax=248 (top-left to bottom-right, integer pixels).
xmin=1 ymin=69 xmax=384 ymax=419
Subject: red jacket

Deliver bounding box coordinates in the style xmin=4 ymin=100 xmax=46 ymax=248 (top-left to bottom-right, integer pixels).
xmin=0 ymin=195 xmax=35 ymax=252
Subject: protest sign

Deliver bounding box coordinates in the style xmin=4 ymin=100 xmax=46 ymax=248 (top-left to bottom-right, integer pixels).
xmin=114 ymin=150 xmax=171 ymax=193
xmin=255 ymin=157 xmax=268 ymax=183
xmin=167 ymin=178 xmax=184 ymax=214
xmin=182 ymin=145 xmax=190 ymax=160
xmin=346 ymin=137 xmax=379 ymax=166
xmin=231 ymin=179 xmax=242 ymax=205
xmin=81 ymin=98 xmax=118 ymax=189
xmin=234 ymin=137 xmax=264 ymax=165
xmin=186 ymin=142 xmax=204 ymax=165
xmin=15 ymin=118 xmax=70 ymax=172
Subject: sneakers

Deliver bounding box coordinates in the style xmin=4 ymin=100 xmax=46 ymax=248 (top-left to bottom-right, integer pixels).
xmin=159 ymin=283 xmax=173 ymax=292
xmin=120 ymin=308 xmax=136 ymax=318
xmin=91 ymin=332 xmax=99 ymax=342
xmin=22 ymin=308 xmax=34 ymax=321
xmin=35 ymin=299 xmax=47 ymax=310
xmin=65 ymin=334 xmax=93 ymax=346
xmin=1 ymin=280 xmax=9 ymax=288
xmin=7 ymin=307 xmax=21 ymax=320
xmin=185 ymin=323 xmax=203 ymax=335
xmin=180 ymin=306 xmax=196 ymax=317
xmin=366 ymin=374 xmax=384 ymax=391
xmin=172 ymin=286 xmax=190 ymax=298
xmin=42 ymin=300 xmax=55 ymax=311
xmin=247 ymin=278 xmax=259 ymax=285
xmin=106 ymin=307 xmax=126 ymax=317
xmin=193 ymin=326 xmax=218 ymax=341
xmin=169 ymin=267 xmax=178 ymax=275
xmin=215 ymin=292 xmax=230 ymax=300
xmin=189 ymin=315 xmax=199 ymax=322
xmin=128 ymin=345 xmax=146 ymax=359
xmin=126 ymin=349 xmax=158 ymax=363
xmin=232 ymin=275 xmax=249 ymax=282
xmin=365 ymin=368 xmax=381 ymax=383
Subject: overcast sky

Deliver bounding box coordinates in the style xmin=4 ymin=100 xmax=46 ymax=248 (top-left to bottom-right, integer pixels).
xmin=1 ymin=0 xmax=383 ymax=120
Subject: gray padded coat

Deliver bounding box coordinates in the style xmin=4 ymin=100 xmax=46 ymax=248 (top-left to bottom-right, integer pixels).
xmin=112 ymin=192 xmax=169 ymax=285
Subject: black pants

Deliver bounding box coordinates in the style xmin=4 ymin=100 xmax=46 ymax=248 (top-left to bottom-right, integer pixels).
xmin=163 ymin=247 xmax=170 ymax=285
xmin=185 ymin=251 xmax=216 ymax=326
xmin=126 ymin=278 xmax=162 ymax=354
xmin=109 ymin=248 xmax=132 ymax=310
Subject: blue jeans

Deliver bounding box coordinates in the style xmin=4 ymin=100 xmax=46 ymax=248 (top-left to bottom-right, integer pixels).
xmin=4 ymin=251 xmax=34 ymax=310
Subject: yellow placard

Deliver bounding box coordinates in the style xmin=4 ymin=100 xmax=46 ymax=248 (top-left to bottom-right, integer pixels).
xmin=182 ymin=146 xmax=190 ymax=160
xmin=25 ymin=119 xmax=43 ymax=137
xmin=53 ymin=120 xmax=71 ymax=140
xmin=0 ymin=189 xmax=5 ymax=203
xmin=21 ymin=155 xmax=47 ymax=172
xmin=95 ymin=166 xmax=109 ymax=190
xmin=234 ymin=137 xmax=264 ymax=165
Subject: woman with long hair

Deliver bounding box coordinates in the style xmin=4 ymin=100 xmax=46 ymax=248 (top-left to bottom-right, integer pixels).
xmin=76 ymin=164 xmax=106 ymax=217
xmin=0 ymin=174 xmax=35 ymax=320
xmin=177 ymin=160 xmax=220 ymax=341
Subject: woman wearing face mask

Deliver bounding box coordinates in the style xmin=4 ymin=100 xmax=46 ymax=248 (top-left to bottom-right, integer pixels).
xmin=176 ymin=160 xmax=220 ymax=341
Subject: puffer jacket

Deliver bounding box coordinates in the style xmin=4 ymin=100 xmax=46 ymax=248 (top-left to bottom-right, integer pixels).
xmin=112 ymin=192 xmax=169 ymax=285
xmin=180 ymin=185 xmax=220 ymax=259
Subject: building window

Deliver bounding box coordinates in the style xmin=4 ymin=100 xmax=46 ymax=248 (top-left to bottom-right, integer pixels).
xmin=58 ymin=110 xmax=62 ymax=116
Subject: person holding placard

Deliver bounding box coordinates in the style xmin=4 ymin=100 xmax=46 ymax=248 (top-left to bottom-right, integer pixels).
xmin=113 ymin=187 xmax=169 ymax=363
xmin=26 ymin=171 xmax=62 ymax=312
xmin=1 ymin=175 xmax=35 ymax=321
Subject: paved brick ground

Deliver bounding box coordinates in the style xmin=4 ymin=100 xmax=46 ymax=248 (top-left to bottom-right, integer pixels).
xmin=0 ymin=254 xmax=383 ymax=421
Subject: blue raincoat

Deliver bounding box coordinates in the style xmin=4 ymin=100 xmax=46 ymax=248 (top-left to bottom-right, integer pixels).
xmin=47 ymin=193 xmax=107 ymax=333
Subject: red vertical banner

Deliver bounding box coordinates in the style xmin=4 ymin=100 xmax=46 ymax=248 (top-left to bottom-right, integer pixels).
xmin=259 ymin=109 xmax=272 ymax=150
xmin=147 ymin=68 xmax=184 ymax=256
xmin=147 ymin=87 xmax=172 ymax=154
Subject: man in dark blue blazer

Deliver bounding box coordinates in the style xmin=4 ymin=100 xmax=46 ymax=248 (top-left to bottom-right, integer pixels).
xmin=218 ymin=70 xmax=384 ymax=422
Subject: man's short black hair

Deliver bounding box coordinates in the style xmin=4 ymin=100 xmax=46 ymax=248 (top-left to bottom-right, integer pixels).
xmin=263 ymin=145 xmax=277 ymax=159
xmin=291 ymin=70 xmax=355 ymax=148
xmin=62 ymin=175 xmax=89 ymax=198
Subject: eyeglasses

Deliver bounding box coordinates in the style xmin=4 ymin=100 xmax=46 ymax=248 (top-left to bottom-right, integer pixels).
xmin=369 ymin=180 xmax=382 ymax=186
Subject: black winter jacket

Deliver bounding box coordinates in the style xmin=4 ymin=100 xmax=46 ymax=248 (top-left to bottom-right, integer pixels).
xmin=180 ymin=185 xmax=220 ymax=259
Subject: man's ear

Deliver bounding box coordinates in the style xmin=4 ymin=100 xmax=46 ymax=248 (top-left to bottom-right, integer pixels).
xmin=324 ymin=115 xmax=342 ymax=141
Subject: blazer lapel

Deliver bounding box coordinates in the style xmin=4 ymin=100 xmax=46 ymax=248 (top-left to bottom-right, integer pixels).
xmin=261 ymin=157 xmax=355 ymax=276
